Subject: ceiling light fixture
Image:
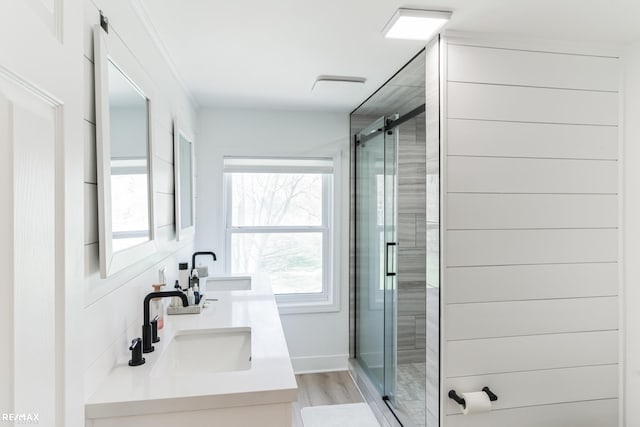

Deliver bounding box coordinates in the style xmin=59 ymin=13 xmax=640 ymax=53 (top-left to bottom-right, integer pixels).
xmin=383 ymin=8 xmax=452 ymax=40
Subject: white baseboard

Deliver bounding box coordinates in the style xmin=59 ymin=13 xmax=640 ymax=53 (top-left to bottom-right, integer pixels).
xmin=291 ymin=354 xmax=349 ymax=374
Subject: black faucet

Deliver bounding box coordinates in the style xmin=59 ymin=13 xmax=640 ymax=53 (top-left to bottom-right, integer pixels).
xmin=142 ymin=291 xmax=188 ymax=353
xmin=192 ymin=251 xmax=217 ymax=271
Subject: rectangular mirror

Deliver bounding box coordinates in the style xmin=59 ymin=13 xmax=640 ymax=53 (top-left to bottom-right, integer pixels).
xmin=94 ymin=24 xmax=157 ymax=278
xmin=174 ymin=121 xmax=195 ymax=241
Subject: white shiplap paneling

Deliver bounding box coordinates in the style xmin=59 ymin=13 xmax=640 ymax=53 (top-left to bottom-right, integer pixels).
xmin=447 ymin=156 xmax=617 ymax=194
xmin=447 ymin=330 xmax=618 ymax=377
xmin=448 ymin=44 xmax=619 ymax=92
xmin=446 ymin=399 xmax=617 ymax=427
xmin=446 ymin=228 xmax=617 ymax=267
xmin=156 ymin=223 xmax=176 ymax=244
xmin=153 ymin=156 xmax=174 ymax=195
xmin=84 ymin=183 xmax=98 ymax=245
xmin=448 ymin=119 xmax=618 ymax=160
xmin=446 ymin=296 xmax=617 ymax=340
xmin=152 ymin=101 xmax=174 ymax=136
xmin=442 ymin=40 xmax=619 ymax=427
xmin=155 ymin=128 xmax=174 ymax=164
xmin=448 ymin=81 xmax=618 ymax=126
xmin=446 ymin=262 xmax=618 ymax=304
xmin=155 ymin=192 xmax=174 ymax=227
xmin=448 ymin=193 xmax=617 ymax=230
xmin=84 ymin=120 xmax=97 ymax=183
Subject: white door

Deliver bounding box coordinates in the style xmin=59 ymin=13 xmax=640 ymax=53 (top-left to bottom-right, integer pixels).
xmin=0 ymin=1 xmax=84 ymax=426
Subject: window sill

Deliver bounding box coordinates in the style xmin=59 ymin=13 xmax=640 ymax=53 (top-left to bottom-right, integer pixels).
xmin=276 ymin=297 xmax=340 ymax=315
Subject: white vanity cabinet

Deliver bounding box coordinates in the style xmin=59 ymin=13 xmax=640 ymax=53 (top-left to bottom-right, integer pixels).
xmin=85 ymin=275 xmax=297 ymax=427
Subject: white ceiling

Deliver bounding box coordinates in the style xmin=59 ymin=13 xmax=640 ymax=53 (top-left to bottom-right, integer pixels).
xmin=138 ymin=0 xmax=640 ymax=112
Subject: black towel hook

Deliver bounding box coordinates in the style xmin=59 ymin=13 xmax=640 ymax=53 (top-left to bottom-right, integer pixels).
xmin=448 ymin=387 xmax=498 ymax=409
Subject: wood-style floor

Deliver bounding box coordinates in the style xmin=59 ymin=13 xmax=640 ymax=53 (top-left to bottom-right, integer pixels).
xmin=292 ymin=371 xmax=365 ymax=427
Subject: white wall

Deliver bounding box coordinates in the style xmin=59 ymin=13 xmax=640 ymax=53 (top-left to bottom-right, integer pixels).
xmin=623 ymin=41 xmax=640 ymax=427
xmin=82 ymin=0 xmax=197 ymax=399
xmin=0 ymin=2 xmax=85 ymax=425
xmin=442 ymin=38 xmax=620 ymax=426
xmin=196 ymin=109 xmax=350 ymax=372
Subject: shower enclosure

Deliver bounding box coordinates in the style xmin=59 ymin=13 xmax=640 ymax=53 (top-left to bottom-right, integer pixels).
xmin=355 ymin=116 xmax=397 ymax=399
xmin=350 ymin=39 xmax=440 ymax=427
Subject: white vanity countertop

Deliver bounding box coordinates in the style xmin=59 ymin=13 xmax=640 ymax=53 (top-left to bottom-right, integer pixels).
xmin=85 ymin=275 xmax=297 ymax=419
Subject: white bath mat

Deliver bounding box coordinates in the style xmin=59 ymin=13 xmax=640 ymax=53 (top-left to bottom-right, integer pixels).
xmin=301 ymin=403 xmax=380 ymax=427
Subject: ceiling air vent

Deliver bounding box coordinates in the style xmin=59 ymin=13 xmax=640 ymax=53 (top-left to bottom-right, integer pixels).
xmin=312 ymin=75 xmax=366 ymax=92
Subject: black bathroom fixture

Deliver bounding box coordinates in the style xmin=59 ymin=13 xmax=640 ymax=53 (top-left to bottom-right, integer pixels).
xmin=128 ymin=338 xmax=145 ymax=366
xmin=192 ymin=251 xmax=217 ymax=268
xmin=448 ymin=387 xmax=498 ymax=409
xmin=142 ymin=291 xmax=188 ymax=353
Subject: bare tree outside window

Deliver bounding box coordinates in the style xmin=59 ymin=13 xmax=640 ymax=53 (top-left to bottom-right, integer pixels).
xmin=226 ymin=171 xmax=330 ymax=295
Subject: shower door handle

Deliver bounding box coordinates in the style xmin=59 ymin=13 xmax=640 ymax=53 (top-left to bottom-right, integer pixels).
xmin=386 ymin=242 xmax=397 ymax=277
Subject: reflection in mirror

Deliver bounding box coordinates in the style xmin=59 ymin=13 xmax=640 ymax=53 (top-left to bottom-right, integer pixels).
xmin=107 ymin=60 xmax=151 ymax=252
xmin=174 ymin=123 xmax=195 ymax=241
xmin=179 ymin=134 xmax=193 ymax=229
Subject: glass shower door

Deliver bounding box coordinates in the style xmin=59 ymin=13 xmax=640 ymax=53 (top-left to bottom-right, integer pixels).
xmin=383 ymin=125 xmax=397 ymax=404
xmin=356 ymin=117 xmax=386 ymax=392
xmin=355 ymin=117 xmax=397 ymax=401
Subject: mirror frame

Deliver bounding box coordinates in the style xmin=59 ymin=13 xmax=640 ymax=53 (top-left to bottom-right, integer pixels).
xmin=173 ymin=120 xmax=196 ymax=241
xmin=94 ymin=24 xmax=157 ymax=278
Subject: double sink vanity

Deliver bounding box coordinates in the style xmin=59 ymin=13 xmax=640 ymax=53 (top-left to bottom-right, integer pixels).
xmin=89 ymin=20 xmax=296 ymax=427
xmin=85 ymin=275 xmax=298 ymax=426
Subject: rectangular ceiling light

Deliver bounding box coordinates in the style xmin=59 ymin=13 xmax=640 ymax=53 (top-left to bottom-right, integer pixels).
xmin=383 ymin=9 xmax=452 ymax=40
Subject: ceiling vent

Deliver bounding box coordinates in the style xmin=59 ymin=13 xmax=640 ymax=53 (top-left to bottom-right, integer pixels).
xmin=312 ymin=75 xmax=366 ymax=92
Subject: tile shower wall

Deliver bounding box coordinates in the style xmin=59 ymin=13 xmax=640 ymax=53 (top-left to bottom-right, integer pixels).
xmin=397 ymin=116 xmax=427 ymax=364
xmin=82 ymin=0 xmax=196 ymax=399
xmin=442 ymin=39 xmax=619 ymax=426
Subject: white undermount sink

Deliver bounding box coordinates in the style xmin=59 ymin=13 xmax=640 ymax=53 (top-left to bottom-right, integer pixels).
xmin=206 ymin=275 xmax=252 ymax=291
xmin=151 ymin=327 xmax=251 ymax=377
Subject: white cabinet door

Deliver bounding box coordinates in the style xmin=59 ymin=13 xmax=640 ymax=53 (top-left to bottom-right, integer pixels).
xmin=0 ymin=1 xmax=83 ymax=426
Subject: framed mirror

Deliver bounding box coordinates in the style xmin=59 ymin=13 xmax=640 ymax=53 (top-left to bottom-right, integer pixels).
xmin=173 ymin=121 xmax=195 ymax=241
xmin=94 ymin=24 xmax=157 ymax=278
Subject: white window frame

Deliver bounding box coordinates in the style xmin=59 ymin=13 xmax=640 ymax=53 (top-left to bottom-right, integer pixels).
xmin=223 ymin=157 xmax=339 ymax=314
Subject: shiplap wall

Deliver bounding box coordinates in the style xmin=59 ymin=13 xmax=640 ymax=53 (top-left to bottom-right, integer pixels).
xmin=442 ymin=41 xmax=619 ymax=426
xmin=624 ymin=41 xmax=640 ymax=427
xmin=82 ymin=0 xmax=196 ymax=399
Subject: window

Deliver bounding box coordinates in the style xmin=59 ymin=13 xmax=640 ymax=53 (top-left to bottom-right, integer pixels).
xmin=224 ymin=157 xmax=336 ymax=310
xmin=110 ymin=158 xmax=150 ymax=252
